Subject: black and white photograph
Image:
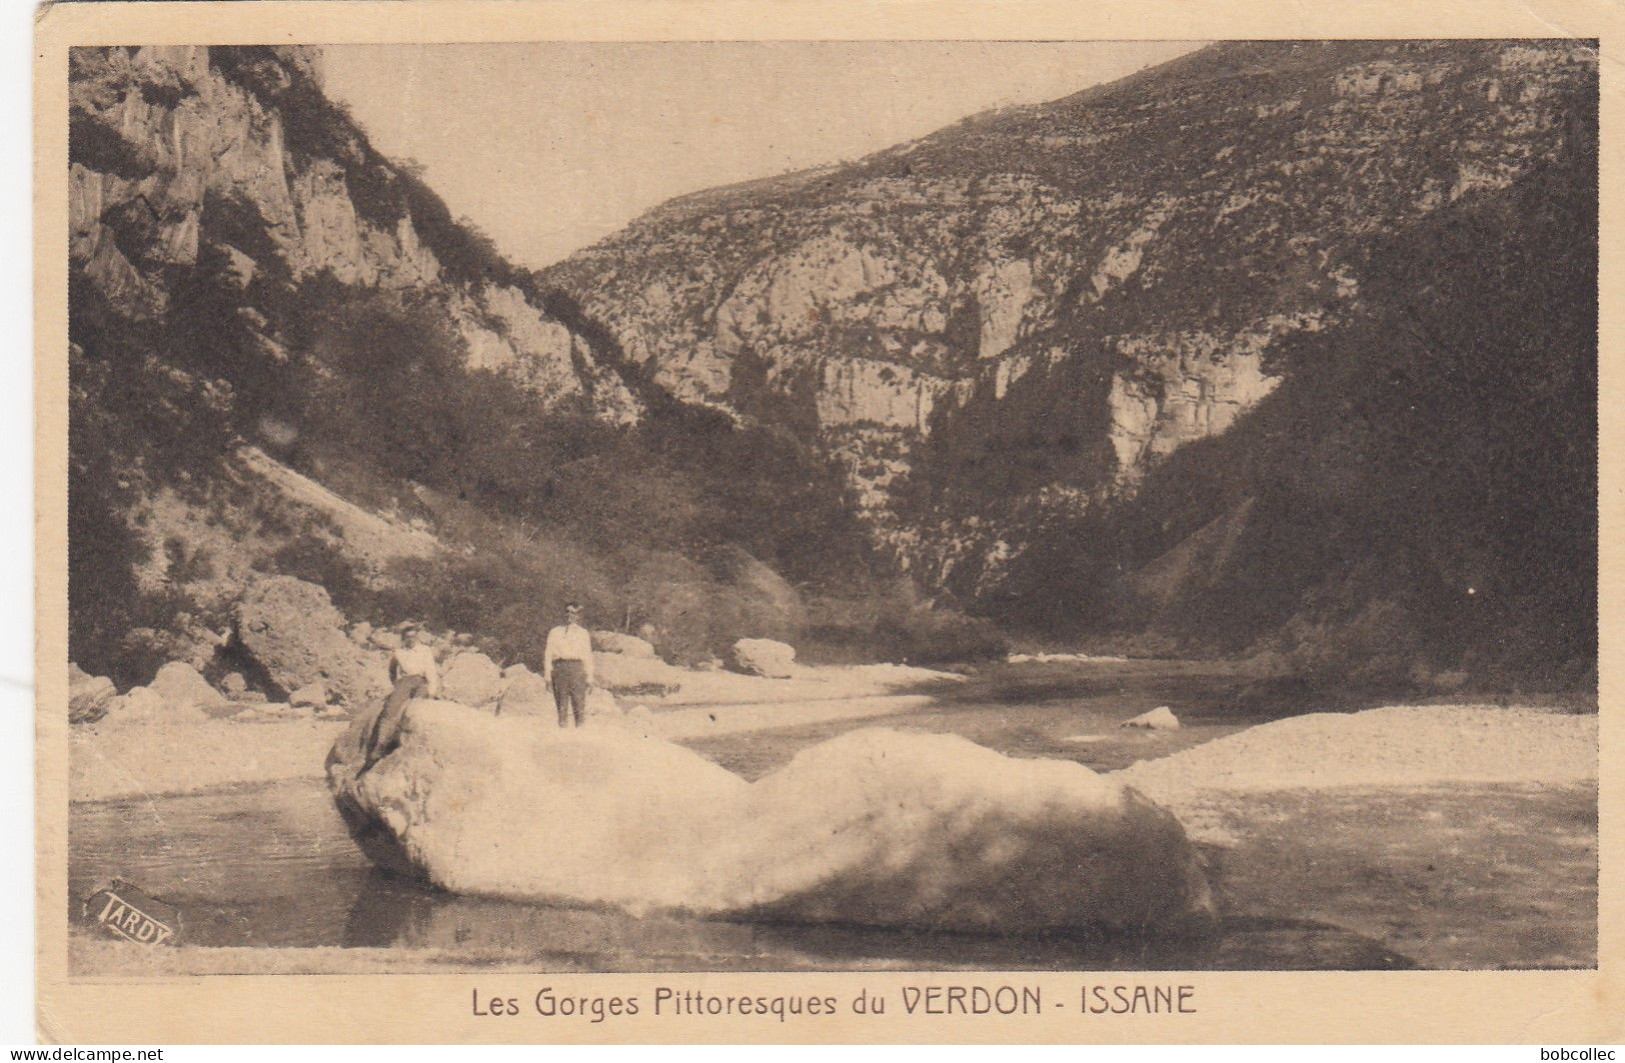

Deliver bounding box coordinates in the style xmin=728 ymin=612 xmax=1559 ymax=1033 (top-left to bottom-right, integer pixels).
xmin=48 ymin=15 xmax=1603 ymax=1028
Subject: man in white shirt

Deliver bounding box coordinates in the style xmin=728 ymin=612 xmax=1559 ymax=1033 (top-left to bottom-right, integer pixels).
xmin=389 ymin=625 xmax=442 ymax=697
xmin=543 ymin=602 xmax=595 ymax=728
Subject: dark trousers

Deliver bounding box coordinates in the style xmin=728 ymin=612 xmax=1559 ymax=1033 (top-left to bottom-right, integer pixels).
xmin=361 ymin=674 xmax=428 ymax=770
xmin=552 ymin=659 xmax=589 ymax=728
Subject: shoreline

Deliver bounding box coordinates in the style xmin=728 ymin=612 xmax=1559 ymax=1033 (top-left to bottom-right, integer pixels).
xmin=69 ymin=661 xmax=966 ymax=803
xmin=68 ymin=655 xmax=1598 ymax=806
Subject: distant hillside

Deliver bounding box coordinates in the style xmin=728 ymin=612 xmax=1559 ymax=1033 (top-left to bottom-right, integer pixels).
xmin=543 ymin=38 xmax=1598 ymax=691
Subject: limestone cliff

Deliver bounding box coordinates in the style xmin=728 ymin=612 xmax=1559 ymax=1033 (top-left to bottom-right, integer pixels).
xmin=69 ymin=45 xmax=637 ymax=419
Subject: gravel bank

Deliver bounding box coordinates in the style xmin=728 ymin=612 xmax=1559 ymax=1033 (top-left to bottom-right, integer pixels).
xmin=1116 ymin=704 xmax=1597 ymax=803
xmin=70 ymin=718 xmax=346 ymax=802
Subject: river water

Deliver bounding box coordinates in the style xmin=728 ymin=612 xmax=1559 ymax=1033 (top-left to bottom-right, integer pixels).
xmin=69 ymin=658 xmax=1420 ymax=971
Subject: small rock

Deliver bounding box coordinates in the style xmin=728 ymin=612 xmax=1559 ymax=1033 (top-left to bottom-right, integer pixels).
xmin=151 ymin=661 xmax=228 ymax=710
xmin=69 ymin=666 xmax=118 ymax=724
xmin=1122 ymin=706 xmax=1180 ymax=731
xmin=593 ymin=652 xmax=685 ymax=694
xmin=590 ymin=631 xmax=657 ymax=659
xmin=349 ymin=622 xmax=373 ymax=646
xmin=290 ymin=681 xmax=327 ymax=708
xmin=730 ymin=638 xmax=796 ymax=679
xmin=371 ymin=630 xmax=402 ymax=651
xmin=117 ymin=685 xmax=206 ymax=724
xmin=1431 ymin=669 xmax=1470 ymax=692
xmin=220 ymin=672 xmax=248 ymax=696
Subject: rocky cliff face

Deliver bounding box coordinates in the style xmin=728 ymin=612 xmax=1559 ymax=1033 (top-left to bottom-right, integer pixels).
xmin=69 ymin=45 xmax=637 ymax=419
xmin=543 ymin=40 xmax=1597 ymax=590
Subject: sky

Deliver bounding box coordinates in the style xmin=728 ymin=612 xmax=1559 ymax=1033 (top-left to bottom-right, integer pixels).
xmin=320 ymin=41 xmax=1204 ymax=269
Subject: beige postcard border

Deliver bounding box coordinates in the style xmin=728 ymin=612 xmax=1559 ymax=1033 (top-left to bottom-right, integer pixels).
xmin=33 ymin=0 xmax=1625 ymax=1044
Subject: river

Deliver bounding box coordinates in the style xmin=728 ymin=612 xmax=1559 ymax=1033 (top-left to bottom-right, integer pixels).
xmin=68 ymin=658 xmax=1462 ymax=971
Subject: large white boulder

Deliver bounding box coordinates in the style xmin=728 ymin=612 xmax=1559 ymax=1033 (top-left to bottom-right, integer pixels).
xmin=730 ymin=638 xmax=796 ymax=678
xmin=327 ymin=703 xmax=1213 ymax=933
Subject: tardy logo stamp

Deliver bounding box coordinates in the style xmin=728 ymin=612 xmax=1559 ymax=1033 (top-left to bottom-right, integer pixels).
xmin=81 ymin=880 xmax=180 ymax=946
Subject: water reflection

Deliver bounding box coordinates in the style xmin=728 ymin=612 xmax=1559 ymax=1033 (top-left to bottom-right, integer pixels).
xmin=339 ymin=869 xmax=1414 ymax=971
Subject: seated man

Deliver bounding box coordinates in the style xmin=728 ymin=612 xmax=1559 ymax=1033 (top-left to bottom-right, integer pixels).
xmin=353 ymin=624 xmax=440 ymax=771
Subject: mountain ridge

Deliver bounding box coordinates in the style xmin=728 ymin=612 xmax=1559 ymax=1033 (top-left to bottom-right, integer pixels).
xmin=542 ymin=38 xmax=1598 ymax=687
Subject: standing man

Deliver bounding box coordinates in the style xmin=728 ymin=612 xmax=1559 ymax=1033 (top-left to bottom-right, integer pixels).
xmin=543 ymin=602 xmax=595 ymax=728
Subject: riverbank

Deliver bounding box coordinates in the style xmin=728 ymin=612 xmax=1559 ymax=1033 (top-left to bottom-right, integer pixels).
xmin=69 ymin=660 xmax=963 ymax=802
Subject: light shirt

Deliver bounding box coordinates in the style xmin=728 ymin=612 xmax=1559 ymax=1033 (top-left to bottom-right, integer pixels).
xmin=390 ymin=643 xmax=441 ymax=697
xmin=544 ymin=624 xmax=595 ymax=683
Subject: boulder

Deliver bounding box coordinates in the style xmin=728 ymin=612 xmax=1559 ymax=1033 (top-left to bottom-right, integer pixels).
xmin=349 ymin=622 xmax=373 ymax=646
xmin=114 ymin=685 xmax=207 ymax=725
xmin=290 ymin=682 xmax=328 ymax=708
xmin=497 ymin=665 xmax=552 ymax=717
xmin=69 ymin=666 xmax=117 ymax=725
xmin=234 ymin=576 xmax=390 ymax=709
xmin=220 ymin=672 xmax=248 ymax=697
xmin=593 ymin=652 xmax=685 ymax=694
xmin=1122 ymin=706 xmax=1180 ymax=731
xmin=150 ymin=661 xmax=227 ymax=711
xmin=590 ymin=631 xmax=656 ymax=659
xmin=327 ymin=707 xmax=1213 ymax=934
xmin=730 ymin=638 xmax=796 ymax=679
xmin=441 ymin=652 xmax=503 ymax=707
